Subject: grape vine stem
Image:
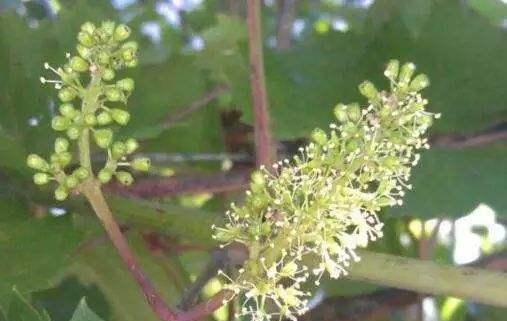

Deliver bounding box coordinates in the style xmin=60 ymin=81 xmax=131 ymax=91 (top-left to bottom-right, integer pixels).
xmin=247 ymin=0 xmax=274 ymax=166
xmin=77 ymin=73 xmax=231 ymax=321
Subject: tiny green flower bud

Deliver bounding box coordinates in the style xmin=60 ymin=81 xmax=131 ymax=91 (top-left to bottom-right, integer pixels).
xmin=125 ymin=138 xmax=139 ymax=154
xmin=102 ymin=68 xmax=115 ymax=81
xmin=56 ymin=151 xmax=72 ymax=167
xmin=59 ymin=103 xmax=78 ymax=118
xmin=97 ymin=51 xmax=110 ymax=65
xmin=72 ymin=112 xmax=83 ymax=123
xmin=346 ymin=103 xmax=362 ymax=122
xmin=116 ymin=78 xmax=134 ymax=92
xmin=114 ymin=24 xmax=131 ymax=42
xmin=121 ymin=48 xmax=136 ymax=62
xmin=81 ymin=22 xmax=95 ymax=34
xmin=66 ymin=126 xmax=81 ymax=140
xmin=93 ymin=129 xmax=113 ymax=148
xmin=345 ymin=139 xmax=360 ymax=152
xmin=110 ymin=56 xmax=122 ymax=70
xmin=50 ymin=153 xmax=59 ymax=165
xmin=58 ymin=87 xmax=77 ymax=102
xmin=311 ymin=128 xmax=327 ymax=145
xmin=54 ymin=137 xmax=69 ymax=153
xmin=94 ymin=29 xmax=109 ymax=43
xmin=398 ymin=62 xmax=416 ymax=85
xmin=110 ymin=108 xmax=130 ymax=125
xmin=116 ymin=171 xmax=134 ymax=186
xmin=98 ymin=169 xmax=113 ymax=183
xmin=333 ymin=103 xmax=348 ymax=123
xmin=281 ymin=262 xmax=298 ymax=277
xmin=251 ymin=171 xmax=265 ymax=187
xmin=52 ymin=116 xmax=70 ymax=131
xmin=418 ymin=114 xmax=434 ymax=128
xmin=97 ymin=111 xmax=113 ymax=125
xmin=378 ymin=196 xmax=396 ymax=207
xmin=60 ymin=70 xmax=79 ymax=84
xmin=65 ymin=175 xmax=79 ymax=189
xmin=73 ymin=167 xmax=89 ymax=180
xmin=382 ymin=156 xmax=399 ymax=168
xmin=121 ymin=41 xmax=138 ymax=51
xmin=101 ymin=21 xmax=116 ymax=36
xmin=83 ymin=113 xmax=97 ymax=126
xmin=384 ymin=59 xmax=399 ymax=80
xmin=76 ymin=45 xmax=92 ymax=59
xmin=213 ymin=227 xmax=240 ymax=243
xmin=33 ymin=172 xmax=50 ymax=185
xmin=131 ymin=157 xmax=151 ymax=171
xmin=27 ymin=154 xmax=49 ymax=171
xmin=70 ymin=56 xmax=89 ymax=72
xmin=105 ymin=88 xmax=122 ymax=102
xmin=342 ymin=122 xmax=358 ymax=136
xmin=409 ymin=74 xmax=429 ymax=92
xmin=125 ymin=58 xmax=138 ymax=68
xmin=77 ymin=31 xmax=94 ymax=47
xmin=112 ymin=141 xmax=127 ymax=158
xmin=358 ymin=81 xmax=378 ymax=101
xmin=54 ymin=186 xmax=68 ymax=201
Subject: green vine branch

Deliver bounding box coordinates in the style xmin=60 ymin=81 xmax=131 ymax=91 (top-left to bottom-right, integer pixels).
xmin=349 ymin=250 xmax=507 ymax=307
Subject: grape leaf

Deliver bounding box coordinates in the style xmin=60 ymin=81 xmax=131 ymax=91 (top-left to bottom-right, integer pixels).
xmin=5 ymin=288 xmax=51 ymax=321
xmin=391 ymin=144 xmax=507 ymax=218
xmin=69 ymin=299 xmax=104 ymax=321
xmin=0 ymin=199 xmax=82 ymax=305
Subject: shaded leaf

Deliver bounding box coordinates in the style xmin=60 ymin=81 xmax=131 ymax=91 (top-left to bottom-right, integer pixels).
xmin=32 ymin=276 xmax=110 ymax=321
xmin=391 ymin=144 xmax=507 ymax=218
xmin=0 ymin=200 xmax=82 ymax=305
xmin=65 ymin=232 xmax=183 ymax=321
xmin=6 ymin=287 xmax=51 ymax=321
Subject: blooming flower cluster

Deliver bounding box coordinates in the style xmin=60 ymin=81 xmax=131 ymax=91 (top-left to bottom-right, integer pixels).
xmin=212 ymin=60 xmax=439 ymax=321
xmin=27 ymin=21 xmax=150 ymax=200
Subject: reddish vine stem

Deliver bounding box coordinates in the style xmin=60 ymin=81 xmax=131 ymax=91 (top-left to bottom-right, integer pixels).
xmin=82 ymin=180 xmax=178 ymax=321
xmin=247 ymin=0 xmax=274 ymax=167
xmin=105 ymin=169 xmax=250 ymax=199
xmin=177 ymin=289 xmax=235 ymax=321
xmin=83 ymin=178 xmax=238 ymax=321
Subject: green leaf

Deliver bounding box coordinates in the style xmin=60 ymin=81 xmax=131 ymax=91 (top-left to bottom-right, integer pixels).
xmin=468 ymin=0 xmax=507 ymax=26
xmin=196 ymin=14 xmax=247 ymax=82
xmin=0 ymin=13 xmax=51 ymax=171
xmin=6 ymin=287 xmax=51 ymax=321
xmin=69 ymin=299 xmax=104 ymax=321
xmin=64 ymin=232 xmax=184 ymax=321
xmin=0 ymin=308 xmax=6 ymax=321
xmin=400 ymin=0 xmax=432 ymax=37
xmin=0 ymin=200 xmax=82 ymax=305
xmin=32 ymin=276 xmax=110 ymax=321
xmin=217 ymin=0 xmax=507 ymax=140
xmin=391 ymin=144 xmax=507 ymax=218
xmin=194 ymin=14 xmax=250 ymax=116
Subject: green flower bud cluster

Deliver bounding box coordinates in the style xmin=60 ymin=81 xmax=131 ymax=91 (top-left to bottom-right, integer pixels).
xmin=27 ymin=138 xmax=90 ymax=200
xmin=212 ymin=61 xmax=439 ymax=321
xmin=28 ymin=21 xmax=149 ymax=201
xmin=96 ymin=138 xmax=150 ymax=185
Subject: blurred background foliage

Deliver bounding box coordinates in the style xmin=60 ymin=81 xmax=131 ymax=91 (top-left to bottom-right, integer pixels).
xmin=0 ymin=0 xmax=506 ymax=321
